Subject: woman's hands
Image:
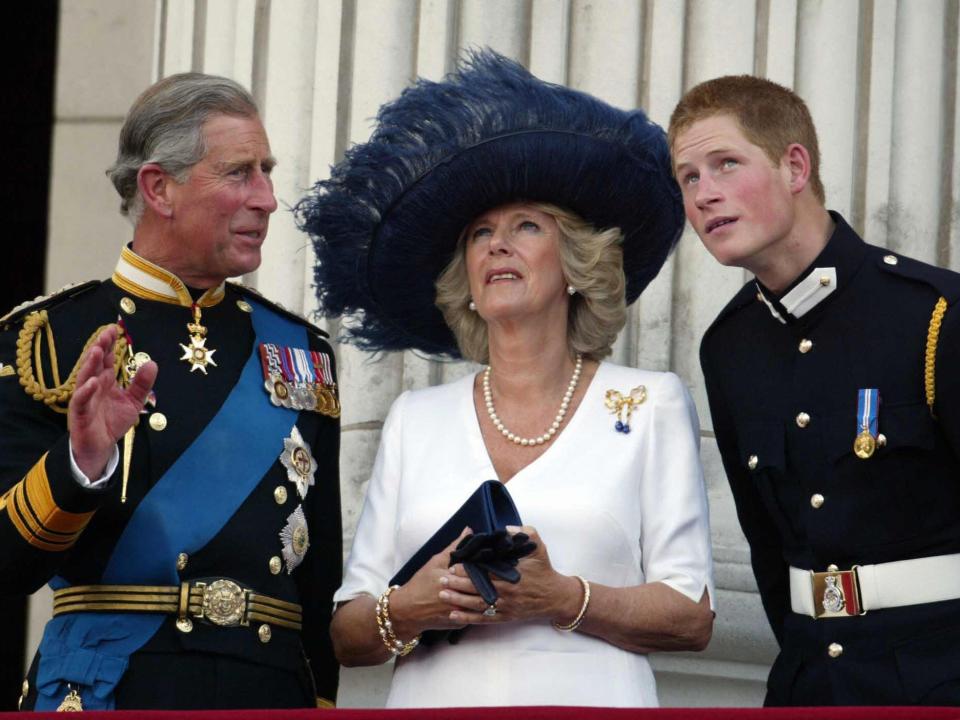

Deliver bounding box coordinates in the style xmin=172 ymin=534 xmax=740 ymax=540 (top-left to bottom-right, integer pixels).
xmin=438 ymin=525 xmax=583 ymax=626
xmin=376 ymin=527 xmax=474 ymax=641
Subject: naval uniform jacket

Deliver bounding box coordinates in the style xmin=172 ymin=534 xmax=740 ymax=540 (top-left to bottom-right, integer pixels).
xmin=701 ymin=213 xmax=960 ymax=705
xmin=0 ymin=248 xmax=341 ymax=709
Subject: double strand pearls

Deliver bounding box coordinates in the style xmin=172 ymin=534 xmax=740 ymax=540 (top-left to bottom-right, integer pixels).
xmin=483 ymin=353 xmax=583 ymax=446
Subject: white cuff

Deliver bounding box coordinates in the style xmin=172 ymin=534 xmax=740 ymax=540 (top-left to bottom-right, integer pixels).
xmin=68 ymin=440 xmax=120 ymax=489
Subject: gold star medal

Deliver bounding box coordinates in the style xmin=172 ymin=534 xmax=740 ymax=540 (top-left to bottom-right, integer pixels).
xmin=279 ymin=505 xmax=310 ymax=573
xmin=180 ymin=304 xmax=217 ymax=374
xmin=279 ymin=426 xmax=317 ymax=499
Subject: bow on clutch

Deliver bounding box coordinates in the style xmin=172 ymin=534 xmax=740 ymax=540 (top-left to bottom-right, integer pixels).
xmin=449 ymin=529 xmax=537 ymax=606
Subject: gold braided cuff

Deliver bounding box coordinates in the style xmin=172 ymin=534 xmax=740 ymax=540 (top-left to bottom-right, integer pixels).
xmin=553 ymin=575 xmax=591 ymax=632
xmin=375 ymin=585 xmax=420 ymax=656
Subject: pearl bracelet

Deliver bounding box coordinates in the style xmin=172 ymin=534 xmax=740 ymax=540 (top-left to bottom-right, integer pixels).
xmin=375 ymin=585 xmax=421 ymax=656
xmin=553 ymin=575 xmax=591 ymax=632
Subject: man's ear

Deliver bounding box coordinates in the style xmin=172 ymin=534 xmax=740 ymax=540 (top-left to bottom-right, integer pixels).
xmin=137 ymin=163 xmax=175 ymax=218
xmin=783 ymin=143 xmax=812 ymax=195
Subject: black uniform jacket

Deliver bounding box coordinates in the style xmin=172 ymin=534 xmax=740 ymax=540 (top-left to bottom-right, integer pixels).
xmin=701 ymin=213 xmax=960 ymax=705
xmin=0 ymin=257 xmax=341 ymax=710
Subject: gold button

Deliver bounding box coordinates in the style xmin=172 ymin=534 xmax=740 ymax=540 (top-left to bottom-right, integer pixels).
xmin=747 ymin=454 xmax=758 ymax=470
xmin=274 ymin=486 xmax=288 ymax=504
xmin=176 ymin=618 xmax=194 ymax=633
xmin=237 ymin=300 xmax=253 ymax=313
xmin=877 ymin=433 xmax=887 ymax=447
xmin=810 ymin=493 xmax=825 ymax=509
xmin=149 ymin=412 xmax=168 ymax=431
xmin=883 ymin=254 xmax=898 ymax=265
xmin=796 ymin=412 xmax=811 ymax=428
xmin=269 ymin=556 xmax=282 ymax=575
xmin=819 ymin=275 xmax=831 ymax=286
xmin=258 ymin=624 xmax=272 ymax=643
xmin=176 ymin=552 xmax=188 ymax=571
xmin=828 ymin=642 xmax=843 ymax=658
xmin=756 ymin=292 xmax=764 ymax=302
xmin=120 ymin=297 xmax=137 ymax=314
xmin=799 ymin=338 xmax=813 ymax=353
xmin=827 ymin=564 xmax=839 ymax=572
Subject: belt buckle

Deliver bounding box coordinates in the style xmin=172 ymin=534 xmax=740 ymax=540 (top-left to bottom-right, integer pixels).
xmin=196 ymin=579 xmax=250 ymax=627
xmin=810 ymin=567 xmax=863 ymax=618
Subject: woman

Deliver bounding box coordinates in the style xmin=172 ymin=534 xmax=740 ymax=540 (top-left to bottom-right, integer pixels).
xmin=297 ymin=51 xmax=714 ymax=708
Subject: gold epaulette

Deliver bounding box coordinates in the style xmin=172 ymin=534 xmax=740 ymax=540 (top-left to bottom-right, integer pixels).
xmin=15 ymin=309 xmax=128 ymax=414
xmin=925 ymin=296 xmax=948 ymax=416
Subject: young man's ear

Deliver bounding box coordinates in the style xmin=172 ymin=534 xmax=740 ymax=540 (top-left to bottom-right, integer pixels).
xmin=137 ymin=163 xmax=175 ymax=218
xmin=783 ymin=143 xmax=812 ymax=195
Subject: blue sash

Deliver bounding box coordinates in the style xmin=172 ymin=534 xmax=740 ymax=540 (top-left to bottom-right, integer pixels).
xmin=35 ymin=298 xmax=304 ymax=710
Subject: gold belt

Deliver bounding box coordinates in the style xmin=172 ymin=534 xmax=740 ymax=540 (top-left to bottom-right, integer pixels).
xmin=52 ymin=579 xmax=302 ymax=631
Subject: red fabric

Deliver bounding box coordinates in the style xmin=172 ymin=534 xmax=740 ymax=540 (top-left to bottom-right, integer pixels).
xmin=6 ymin=707 xmax=960 ymax=719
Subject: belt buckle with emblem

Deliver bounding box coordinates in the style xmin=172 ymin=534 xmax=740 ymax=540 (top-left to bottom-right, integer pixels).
xmin=811 ymin=565 xmax=863 ymax=618
xmin=198 ymin=579 xmax=248 ymax=627
xmin=853 ymin=388 xmax=880 ymax=459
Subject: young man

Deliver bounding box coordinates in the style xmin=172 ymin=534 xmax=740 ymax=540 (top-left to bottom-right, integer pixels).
xmin=1 ymin=74 xmax=342 ymax=710
xmin=670 ymin=76 xmax=960 ymax=705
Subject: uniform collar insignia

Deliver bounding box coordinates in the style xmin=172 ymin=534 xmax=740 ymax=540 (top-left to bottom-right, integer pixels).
xmin=756 ymin=267 xmax=838 ymax=323
xmin=279 ymin=426 xmax=317 ymax=499
xmin=279 ymin=505 xmax=310 ymax=573
xmin=112 ymin=245 xmax=225 ymax=308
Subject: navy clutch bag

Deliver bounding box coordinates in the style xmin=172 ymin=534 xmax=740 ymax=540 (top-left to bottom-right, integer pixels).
xmin=389 ymin=480 xmax=522 ymax=586
xmin=389 ymin=480 xmax=535 ymax=645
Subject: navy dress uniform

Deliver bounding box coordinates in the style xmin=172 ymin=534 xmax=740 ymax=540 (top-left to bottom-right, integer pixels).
xmin=0 ymin=246 xmax=341 ymax=710
xmin=702 ymin=213 xmax=960 ymax=706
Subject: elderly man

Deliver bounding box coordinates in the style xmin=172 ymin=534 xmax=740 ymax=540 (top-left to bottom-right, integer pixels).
xmin=1 ymin=73 xmax=341 ymax=710
xmin=670 ymin=76 xmax=960 ymax=705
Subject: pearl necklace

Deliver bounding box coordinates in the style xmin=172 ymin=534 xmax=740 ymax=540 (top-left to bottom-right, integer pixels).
xmin=483 ymin=354 xmax=583 ymax=446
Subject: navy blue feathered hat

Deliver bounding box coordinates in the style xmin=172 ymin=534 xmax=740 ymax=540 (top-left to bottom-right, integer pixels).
xmin=296 ymin=49 xmax=683 ymax=358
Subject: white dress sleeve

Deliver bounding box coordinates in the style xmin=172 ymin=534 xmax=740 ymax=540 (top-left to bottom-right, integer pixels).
xmin=332 ymin=391 xmax=408 ymax=603
xmin=638 ymin=372 xmax=716 ymax=609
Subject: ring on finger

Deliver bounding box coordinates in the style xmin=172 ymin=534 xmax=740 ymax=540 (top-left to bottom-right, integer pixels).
xmin=482 ymin=602 xmax=498 ymax=617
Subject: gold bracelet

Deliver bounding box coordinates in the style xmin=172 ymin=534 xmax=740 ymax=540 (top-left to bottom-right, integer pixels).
xmin=553 ymin=575 xmax=590 ymax=632
xmin=375 ymin=585 xmax=420 ymax=656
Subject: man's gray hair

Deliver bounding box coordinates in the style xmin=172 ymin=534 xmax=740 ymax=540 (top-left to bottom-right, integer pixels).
xmin=107 ymin=72 xmax=260 ymax=225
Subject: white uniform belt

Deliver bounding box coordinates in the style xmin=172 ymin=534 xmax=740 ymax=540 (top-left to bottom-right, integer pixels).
xmin=789 ymin=553 xmax=960 ymax=619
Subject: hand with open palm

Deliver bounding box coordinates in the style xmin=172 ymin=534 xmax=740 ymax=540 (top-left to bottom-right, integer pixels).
xmin=68 ymin=325 xmax=157 ymax=480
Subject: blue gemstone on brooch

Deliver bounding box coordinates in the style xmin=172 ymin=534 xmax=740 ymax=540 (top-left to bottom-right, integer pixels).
xmin=622 ymin=424 xmax=630 ymax=434
xmin=615 ymin=420 xmax=624 ymax=432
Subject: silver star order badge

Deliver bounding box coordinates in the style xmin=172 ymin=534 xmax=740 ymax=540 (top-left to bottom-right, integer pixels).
xmin=180 ymin=335 xmax=217 ymax=374
xmin=279 ymin=505 xmax=310 ymax=574
xmin=279 ymin=426 xmax=317 ymax=499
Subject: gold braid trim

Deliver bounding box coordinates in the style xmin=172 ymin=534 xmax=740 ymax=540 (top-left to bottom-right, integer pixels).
xmin=15 ymin=310 xmax=127 ymax=414
xmin=925 ymin=296 xmax=948 ymax=415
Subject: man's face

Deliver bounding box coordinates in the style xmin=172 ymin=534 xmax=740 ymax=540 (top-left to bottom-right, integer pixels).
xmin=672 ymin=114 xmax=796 ymax=273
xmin=165 ymin=113 xmax=277 ymax=286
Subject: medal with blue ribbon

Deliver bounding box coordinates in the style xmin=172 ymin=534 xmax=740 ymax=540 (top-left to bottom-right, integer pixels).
xmin=853 ymin=388 xmax=880 ymax=459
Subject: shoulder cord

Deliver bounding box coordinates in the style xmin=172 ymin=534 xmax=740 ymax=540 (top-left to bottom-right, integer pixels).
xmin=16 ymin=310 xmax=127 ymax=414
xmin=924 ymin=296 xmax=948 ymax=417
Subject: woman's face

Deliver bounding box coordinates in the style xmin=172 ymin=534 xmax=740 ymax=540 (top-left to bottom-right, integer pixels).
xmin=464 ymin=202 xmax=568 ymax=326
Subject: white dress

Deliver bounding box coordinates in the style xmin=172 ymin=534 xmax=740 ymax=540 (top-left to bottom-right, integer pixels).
xmin=334 ymin=362 xmax=715 ymax=707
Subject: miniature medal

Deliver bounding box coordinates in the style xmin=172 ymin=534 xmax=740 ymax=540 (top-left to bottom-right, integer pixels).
xmin=279 ymin=505 xmax=310 ymax=573
xmin=853 ymin=388 xmax=880 ymax=460
xmin=279 ymin=426 xmax=317 ymax=499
